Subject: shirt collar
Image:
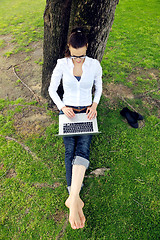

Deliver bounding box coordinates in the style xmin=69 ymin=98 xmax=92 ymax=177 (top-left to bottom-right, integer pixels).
xmin=67 ymin=56 xmax=90 ymax=67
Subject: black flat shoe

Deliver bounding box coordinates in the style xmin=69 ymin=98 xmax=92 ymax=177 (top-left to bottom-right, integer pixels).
xmin=130 ymin=111 xmax=143 ymax=121
xmin=120 ymin=107 xmax=143 ymax=128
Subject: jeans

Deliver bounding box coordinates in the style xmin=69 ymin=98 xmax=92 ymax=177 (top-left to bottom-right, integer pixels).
xmin=63 ymin=134 xmax=92 ymax=187
xmin=60 ymin=106 xmax=93 ymax=187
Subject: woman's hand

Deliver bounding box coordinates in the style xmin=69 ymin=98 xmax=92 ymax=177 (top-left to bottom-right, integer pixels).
xmin=61 ymin=106 xmax=75 ymax=118
xmin=86 ymin=102 xmax=98 ymax=120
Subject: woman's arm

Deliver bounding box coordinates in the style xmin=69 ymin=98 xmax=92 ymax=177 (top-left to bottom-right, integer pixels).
xmin=93 ymin=60 xmax=103 ymax=105
xmin=86 ymin=60 xmax=102 ymax=120
xmin=48 ymin=59 xmax=65 ymax=110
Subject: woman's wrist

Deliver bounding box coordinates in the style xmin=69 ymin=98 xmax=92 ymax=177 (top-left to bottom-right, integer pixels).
xmin=92 ymin=102 xmax=98 ymax=109
xmin=61 ymin=106 xmax=75 ymax=118
xmin=61 ymin=106 xmax=66 ymax=111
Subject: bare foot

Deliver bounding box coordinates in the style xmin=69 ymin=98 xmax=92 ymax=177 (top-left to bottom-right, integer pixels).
xmin=65 ymin=196 xmax=85 ymax=229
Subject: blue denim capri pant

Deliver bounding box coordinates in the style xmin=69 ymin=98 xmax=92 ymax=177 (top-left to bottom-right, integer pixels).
xmin=59 ymin=106 xmax=92 ymax=190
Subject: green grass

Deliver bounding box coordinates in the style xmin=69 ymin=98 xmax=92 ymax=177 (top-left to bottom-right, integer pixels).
xmin=0 ymin=0 xmax=45 ymax=56
xmin=0 ymin=98 xmax=159 ymax=240
xmin=101 ymin=0 xmax=160 ymax=85
xmin=0 ymin=0 xmax=160 ymax=239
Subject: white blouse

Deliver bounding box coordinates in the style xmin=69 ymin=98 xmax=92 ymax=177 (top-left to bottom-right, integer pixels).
xmin=48 ymin=56 xmax=102 ymax=110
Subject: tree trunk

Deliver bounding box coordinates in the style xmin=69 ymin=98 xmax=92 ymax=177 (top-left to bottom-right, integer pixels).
xmin=42 ymin=0 xmax=72 ymax=101
xmin=70 ymin=0 xmax=119 ymax=61
xmin=42 ymin=0 xmax=119 ymax=101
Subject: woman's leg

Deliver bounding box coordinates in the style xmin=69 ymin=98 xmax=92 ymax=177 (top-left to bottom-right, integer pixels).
xmin=65 ymin=135 xmax=92 ymax=229
xmin=65 ymin=165 xmax=86 ymax=229
xmin=63 ymin=136 xmax=76 ymax=190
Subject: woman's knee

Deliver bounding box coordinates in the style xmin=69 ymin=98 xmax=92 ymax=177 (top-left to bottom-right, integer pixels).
xmin=72 ymin=156 xmax=90 ymax=169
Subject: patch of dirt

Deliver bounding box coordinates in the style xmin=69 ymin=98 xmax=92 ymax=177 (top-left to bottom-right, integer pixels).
xmin=127 ymin=67 xmax=159 ymax=83
xmin=0 ymin=35 xmax=44 ymax=102
xmin=53 ymin=211 xmax=67 ymax=223
xmin=32 ymin=182 xmax=61 ymax=189
xmin=13 ymin=106 xmax=53 ymax=137
xmin=55 ymin=213 xmax=68 ymax=240
xmin=0 ymin=164 xmax=4 ymax=170
xmin=103 ymin=67 xmax=160 ymax=116
xmin=103 ymin=83 xmax=134 ymax=100
xmin=127 ymin=67 xmax=160 ymax=111
xmin=103 ymin=83 xmax=135 ymax=110
xmin=0 ymin=36 xmax=55 ymax=136
xmin=6 ymin=168 xmax=17 ymax=178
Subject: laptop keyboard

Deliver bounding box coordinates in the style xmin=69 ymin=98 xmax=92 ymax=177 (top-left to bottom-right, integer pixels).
xmin=63 ymin=122 xmax=93 ymax=134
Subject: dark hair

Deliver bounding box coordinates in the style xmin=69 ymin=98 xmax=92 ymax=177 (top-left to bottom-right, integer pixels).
xmin=65 ymin=27 xmax=88 ymax=57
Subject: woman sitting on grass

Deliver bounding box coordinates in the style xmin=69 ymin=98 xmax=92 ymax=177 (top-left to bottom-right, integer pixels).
xmin=48 ymin=27 xmax=102 ymax=229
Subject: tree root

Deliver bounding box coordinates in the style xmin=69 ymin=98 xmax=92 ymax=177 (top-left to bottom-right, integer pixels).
xmin=0 ymin=134 xmax=38 ymax=159
xmin=12 ymin=65 xmax=41 ymax=103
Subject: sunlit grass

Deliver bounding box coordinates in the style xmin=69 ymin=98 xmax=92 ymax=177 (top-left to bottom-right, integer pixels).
xmin=0 ymin=97 xmax=159 ymax=239
xmin=0 ymin=0 xmax=45 ymax=55
xmin=102 ymin=0 xmax=160 ymax=85
xmin=0 ymin=0 xmax=160 ymax=239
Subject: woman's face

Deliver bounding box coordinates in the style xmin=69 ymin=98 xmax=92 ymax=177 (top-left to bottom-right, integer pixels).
xmin=69 ymin=45 xmax=88 ymax=64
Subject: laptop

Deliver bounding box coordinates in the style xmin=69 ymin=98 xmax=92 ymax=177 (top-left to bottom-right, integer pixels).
xmin=56 ymin=113 xmax=101 ymax=137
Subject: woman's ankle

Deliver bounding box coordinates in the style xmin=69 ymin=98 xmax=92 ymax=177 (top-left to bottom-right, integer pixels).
xmin=67 ymin=183 xmax=84 ymax=195
xmin=69 ymin=192 xmax=80 ymax=199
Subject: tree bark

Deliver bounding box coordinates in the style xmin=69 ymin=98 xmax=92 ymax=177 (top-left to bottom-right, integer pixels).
xmin=69 ymin=0 xmax=119 ymax=61
xmin=42 ymin=0 xmax=72 ymax=100
xmin=42 ymin=0 xmax=119 ymax=101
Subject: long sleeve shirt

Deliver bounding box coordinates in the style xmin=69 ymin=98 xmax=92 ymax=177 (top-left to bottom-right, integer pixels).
xmin=48 ymin=56 xmax=102 ymax=110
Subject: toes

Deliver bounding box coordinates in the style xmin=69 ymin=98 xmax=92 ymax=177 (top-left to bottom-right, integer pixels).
xmin=67 ymin=197 xmax=86 ymax=229
xmin=70 ymin=216 xmax=82 ymax=229
xmin=75 ymin=221 xmax=81 ymax=229
xmin=79 ymin=208 xmax=85 ymax=225
xmin=79 ymin=220 xmax=85 ymax=228
xmin=70 ymin=220 xmax=77 ymax=229
xmin=69 ymin=216 xmax=83 ymax=229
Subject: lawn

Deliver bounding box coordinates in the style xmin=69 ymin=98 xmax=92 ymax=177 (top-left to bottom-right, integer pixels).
xmin=0 ymin=0 xmax=160 ymax=239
